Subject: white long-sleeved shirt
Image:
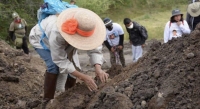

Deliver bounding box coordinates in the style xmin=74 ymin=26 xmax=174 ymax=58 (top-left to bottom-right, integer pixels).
xmin=164 ymin=20 xmax=191 ymax=43
xmin=29 ymin=15 xmax=104 ymax=74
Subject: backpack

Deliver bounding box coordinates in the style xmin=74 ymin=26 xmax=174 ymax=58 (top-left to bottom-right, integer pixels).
xmin=133 ymin=21 xmax=148 ymax=40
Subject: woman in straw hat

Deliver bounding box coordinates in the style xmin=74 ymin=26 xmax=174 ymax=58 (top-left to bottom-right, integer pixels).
xmin=164 ymin=9 xmax=190 ymax=43
xmin=186 ymin=0 xmax=200 ymax=30
xmin=29 ymin=8 xmax=109 ymax=108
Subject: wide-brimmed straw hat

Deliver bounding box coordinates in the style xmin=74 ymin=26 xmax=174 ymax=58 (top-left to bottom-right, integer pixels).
xmin=187 ymin=2 xmax=200 ymax=17
xmin=57 ymin=8 xmax=106 ymax=50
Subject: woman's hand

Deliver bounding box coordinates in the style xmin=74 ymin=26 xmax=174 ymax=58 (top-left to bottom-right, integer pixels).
xmin=82 ymin=75 xmax=98 ymax=91
xmin=177 ymin=21 xmax=182 ymax=26
xmin=129 ymin=40 xmax=133 ymax=44
xmin=117 ymin=45 xmax=123 ymax=50
xmin=111 ymin=47 xmax=115 ymax=53
xmin=142 ymin=44 xmax=145 ymax=48
xmin=71 ymin=70 xmax=97 ymax=91
xmin=95 ymin=64 xmax=109 ymax=83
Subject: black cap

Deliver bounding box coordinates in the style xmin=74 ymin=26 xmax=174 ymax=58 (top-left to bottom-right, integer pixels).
xmin=103 ymin=18 xmax=113 ymax=26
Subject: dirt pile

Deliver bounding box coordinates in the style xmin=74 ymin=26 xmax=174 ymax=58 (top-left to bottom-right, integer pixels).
xmin=48 ymin=24 xmax=200 ymax=109
xmin=0 ymin=40 xmax=45 ymax=109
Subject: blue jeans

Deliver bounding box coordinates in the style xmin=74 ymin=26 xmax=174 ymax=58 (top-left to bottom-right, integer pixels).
xmin=35 ymin=48 xmax=59 ymax=74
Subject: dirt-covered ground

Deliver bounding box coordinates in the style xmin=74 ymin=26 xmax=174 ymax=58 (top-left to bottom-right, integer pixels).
xmin=0 ymin=37 xmax=138 ymax=109
xmin=47 ymin=25 xmax=200 ymax=109
xmin=1 ymin=25 xmax=200 ymax=109
xmin=0 ymin=40 xmax=46 ymax=109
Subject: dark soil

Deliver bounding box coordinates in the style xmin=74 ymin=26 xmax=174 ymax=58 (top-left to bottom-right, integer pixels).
xmin=47 ymin=24 xmax=200 ymax=109
xmin=0 ymin=40 xmax=45 ymax=109
xmin=106 ymin=64 xmax=123 ymax=78
xmin=47 ymin=65 xmax=124 ymax=109
xmin=1 ymin=25 xmax=200 ymax=109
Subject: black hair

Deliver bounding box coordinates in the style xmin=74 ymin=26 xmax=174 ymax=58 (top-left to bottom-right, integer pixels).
xmin=70 ymin=0 xmax=76 ymax=3
xmin=123 ymin=18 xmax=131 ymax=25
xmin=170 ymin=14 xmax=183 ymax=23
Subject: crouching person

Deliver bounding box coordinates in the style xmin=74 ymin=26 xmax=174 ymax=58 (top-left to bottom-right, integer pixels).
xmin=103 ymin=18 xmax=126 ymax=67
xmin=29 ymin=8 xmax=109 ymax=108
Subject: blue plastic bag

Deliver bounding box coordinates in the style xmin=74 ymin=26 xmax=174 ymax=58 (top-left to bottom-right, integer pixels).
xmin=37 ymin=0 xmax=78 ymax=50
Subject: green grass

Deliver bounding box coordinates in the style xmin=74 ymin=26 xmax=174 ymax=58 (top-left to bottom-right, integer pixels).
xmin=0 ymin=0 xmax=188 ymax=42
xmin=114 ymin=5 xmax=187 ymax=40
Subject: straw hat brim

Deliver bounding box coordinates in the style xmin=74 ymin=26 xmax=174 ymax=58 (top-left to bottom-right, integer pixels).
xmin=57 ymin=8 xmax=106 ymax=50
xmin=187 ymin=3 xmax=200 ymax=17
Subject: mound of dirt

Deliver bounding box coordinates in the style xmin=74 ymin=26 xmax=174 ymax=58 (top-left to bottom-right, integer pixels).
xmin=47 ymin=24 xmax=200 ymax=109
xmin=0 ymin=40 xmax=45 ymax=109
xmin=47 ymin=65 xmax=124 ymax=109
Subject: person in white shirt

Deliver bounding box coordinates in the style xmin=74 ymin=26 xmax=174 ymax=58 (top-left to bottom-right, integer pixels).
xmin=103 ymin=18 xmax=126 ymax=67
xmin=164 ymin=9 xmax=191 ymax=43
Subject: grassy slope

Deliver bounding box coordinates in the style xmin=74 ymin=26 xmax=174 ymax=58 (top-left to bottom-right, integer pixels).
xmin=0 ymin=0 xmax=188 ymax=41
xmin=106 ymin=5 xmax=187 ymax=40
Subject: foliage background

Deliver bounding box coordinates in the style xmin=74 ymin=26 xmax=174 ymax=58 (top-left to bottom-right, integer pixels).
xmin=0 ymin=0 xmax=189 ymax=41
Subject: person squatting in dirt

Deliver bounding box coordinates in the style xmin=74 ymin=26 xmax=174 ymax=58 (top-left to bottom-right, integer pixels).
xmin=164 ymin=9 xmax=191 ymax=43
xmin=123 ymin=18 xmax=148 ymax=63
xmin=103 ymin=18 xmax=126 ymax=67
xmin=9 ymin=12 xmax=29 ymax=55
xmin=29 ymin=8 xmax=109 ymax=108
xmin=186 ymin=0 xmax=200 ymax=31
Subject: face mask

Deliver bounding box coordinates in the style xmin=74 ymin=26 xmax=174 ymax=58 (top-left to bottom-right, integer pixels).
xmin=106 ymin=25 xmax=113 ymax=31
xmin=15 ymin=17 xmax=21 ymax=23
xmin=127 ymin=23 xmax=133 ymax=29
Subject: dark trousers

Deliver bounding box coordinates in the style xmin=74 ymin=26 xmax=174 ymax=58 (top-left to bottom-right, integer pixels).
xmin=16 ymin=36 xmax=29 ymax=54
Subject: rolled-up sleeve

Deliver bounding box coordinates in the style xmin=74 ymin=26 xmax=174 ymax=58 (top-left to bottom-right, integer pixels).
xmin=49 ymin=31 xmax=76 ymax=74
xmin=87 ymin=45 xmax=104 ymax=66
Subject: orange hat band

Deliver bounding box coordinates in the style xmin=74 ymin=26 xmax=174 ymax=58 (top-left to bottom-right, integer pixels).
xmin=61 ymin=18 xmax=95 ymax=37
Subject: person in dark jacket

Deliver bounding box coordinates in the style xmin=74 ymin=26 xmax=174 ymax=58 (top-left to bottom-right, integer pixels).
xmin=103 ymin=18 xmax=126 ymax=67
xmin=123 ymin=18 xmax=148 ymax=62
xmin=186 ymin=0 xmax=200 ymax=30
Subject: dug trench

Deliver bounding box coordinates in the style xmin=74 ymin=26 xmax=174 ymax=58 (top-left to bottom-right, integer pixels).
xmin=0 ymin=33 xmax=146 ymax=108
xmin=0 ymin=25 xmax=200 ymax=109
xmin=47 ymin=24 xmax=200 ymax=109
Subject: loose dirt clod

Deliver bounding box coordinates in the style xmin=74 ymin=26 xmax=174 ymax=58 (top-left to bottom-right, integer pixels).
xmin=1 ymin=75 xmax=19 ymax=83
